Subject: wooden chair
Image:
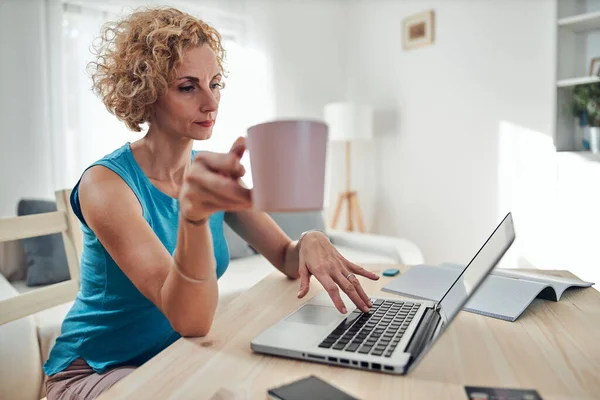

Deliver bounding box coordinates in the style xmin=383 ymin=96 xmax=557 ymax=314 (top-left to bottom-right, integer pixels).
xmin=0 ymin=189 xmax=82 ymax=326
xmin=0 ymin=190 xmax=82 ymax=400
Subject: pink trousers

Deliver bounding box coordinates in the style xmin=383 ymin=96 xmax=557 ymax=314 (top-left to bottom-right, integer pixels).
xmin=46 ymin=359 xmax=136 ymax=400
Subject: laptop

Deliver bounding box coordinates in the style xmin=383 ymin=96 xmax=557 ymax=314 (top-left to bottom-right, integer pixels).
xmin=251 ymin=212 xmax=516 ymax=374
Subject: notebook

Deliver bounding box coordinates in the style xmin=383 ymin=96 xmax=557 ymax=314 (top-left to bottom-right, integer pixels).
xmin=382 ymin=263 xmax=594 ymax=321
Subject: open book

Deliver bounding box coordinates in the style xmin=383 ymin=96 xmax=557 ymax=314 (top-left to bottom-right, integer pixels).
xmin=382 ymin=264 xmax=594 ymax=322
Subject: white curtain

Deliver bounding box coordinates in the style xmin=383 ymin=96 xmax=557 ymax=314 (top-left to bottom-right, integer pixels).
xmin=0 ymin=0 xmax=65 ymax=215
xmin=61 ymin=3 xmax=144 ymax=188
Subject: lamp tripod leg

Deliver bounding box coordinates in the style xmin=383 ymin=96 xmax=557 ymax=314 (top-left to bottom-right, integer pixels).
xmin=330 ymin=192 xmax=345 ymax=229
xmin=346 ymin=192 xmax=354 ymax=232
xmin=350 ymin=192 xmax=366 ymax=233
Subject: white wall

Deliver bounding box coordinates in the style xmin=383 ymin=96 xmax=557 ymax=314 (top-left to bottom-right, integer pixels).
xmin=342 ymin=0 xmax=557 ymax=269
xmin=244 ymin=0 xmax=347 ymax=121
xmin=0 ymin=0 xmax=55 ymax=217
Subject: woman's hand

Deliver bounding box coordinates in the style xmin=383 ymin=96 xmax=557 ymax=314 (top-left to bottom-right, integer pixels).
xmin=297 ymin=232 xmax=380 ymax=314
xmin=179 ymin=137 xmax=252 ymax=223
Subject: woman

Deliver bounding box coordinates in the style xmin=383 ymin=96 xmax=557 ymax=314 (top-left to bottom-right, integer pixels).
xmin=44 ymin=7 xmax=379 ymax=399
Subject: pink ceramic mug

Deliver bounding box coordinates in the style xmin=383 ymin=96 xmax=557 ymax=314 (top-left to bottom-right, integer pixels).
xmin=246 ymin=120 xmax=328 ymax=212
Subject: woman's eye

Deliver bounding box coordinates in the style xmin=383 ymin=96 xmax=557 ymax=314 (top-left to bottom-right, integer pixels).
xmin=210 ymin=82 xmax=224 ymax=90
xmin=179 ymin=85 xmax=195 ymax=93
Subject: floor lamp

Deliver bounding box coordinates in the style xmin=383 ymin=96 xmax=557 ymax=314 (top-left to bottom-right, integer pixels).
xmin=324 ymin=102 xmax=373 ymax=232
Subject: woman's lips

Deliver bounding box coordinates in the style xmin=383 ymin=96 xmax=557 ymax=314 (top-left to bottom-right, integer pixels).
xmin=195 ymin=120 xmax=214 ymax=128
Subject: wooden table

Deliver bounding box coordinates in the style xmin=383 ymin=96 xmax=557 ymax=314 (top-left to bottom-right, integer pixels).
xmin=100 ymin=265 xmax=600 ymax=400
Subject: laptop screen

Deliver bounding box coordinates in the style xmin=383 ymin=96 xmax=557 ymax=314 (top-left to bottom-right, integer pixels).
xmin=405 ymin=212 xmax=516 ymax=373
xmin=437 ymin=212 xmax=516 ymax=324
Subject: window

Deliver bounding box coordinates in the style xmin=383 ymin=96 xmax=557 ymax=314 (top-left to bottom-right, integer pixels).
xmin=62 ymin=3 xmax=144 ymax=186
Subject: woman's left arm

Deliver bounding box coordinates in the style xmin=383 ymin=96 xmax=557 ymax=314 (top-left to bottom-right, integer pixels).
xmin=224 ymin=209 xmax=379 ymax=314
xmin=224 ymin=209 xmax=298 ymax=277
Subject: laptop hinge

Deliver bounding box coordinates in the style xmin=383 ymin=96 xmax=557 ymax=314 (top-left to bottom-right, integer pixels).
xmin=405 ymin=307 xmax=441 ymax=368
xmin=434 ymin=302 xmax=446 ymax=327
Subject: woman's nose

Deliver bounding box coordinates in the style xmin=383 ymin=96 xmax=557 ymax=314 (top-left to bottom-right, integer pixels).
xmin=200 ymin=91 xmax=218 ymax=114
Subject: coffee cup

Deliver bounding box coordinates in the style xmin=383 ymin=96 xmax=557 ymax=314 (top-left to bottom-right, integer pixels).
xmin=246 ymin=120 xmax=328 ymax=212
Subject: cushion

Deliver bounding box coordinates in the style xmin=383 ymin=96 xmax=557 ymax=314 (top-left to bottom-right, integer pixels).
xmin=10 ymin=279 xmax=73 ymax=399
xmin=0 ymin=240 xmax=26 ymax=282
xmin=223 ymin=214 xmax=255 ymax=259
xmin=267 ymin=211 xmax=327 ymax=241
xmin=10 ymin=280 xmax=36 ymax=294
xmin=221 ymin=212 xmax=328 ymax=258
xmin=35 ymin=301 xmax=74 ymax=399
xmin=17 ymin=199 xmax=70 ymax=287
xmin=0 ymin=274 xmax=44 ymax=400
xmin=333 ymin=245 xmax=397 ymax=265
xmin=34 ymin=301 xmax=73 ymax=368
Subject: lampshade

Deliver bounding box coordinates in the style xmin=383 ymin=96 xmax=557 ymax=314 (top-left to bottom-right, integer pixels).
xmin=323 ymin=102 xmax=373 ymax=141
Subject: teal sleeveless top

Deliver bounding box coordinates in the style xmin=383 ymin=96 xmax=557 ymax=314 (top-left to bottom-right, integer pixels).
xmin=44 ymin=143 xmax=230 ymax=375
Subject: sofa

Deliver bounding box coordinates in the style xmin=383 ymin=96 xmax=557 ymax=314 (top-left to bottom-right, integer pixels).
xmin=0 ymin=209 xmax=423 ymax=400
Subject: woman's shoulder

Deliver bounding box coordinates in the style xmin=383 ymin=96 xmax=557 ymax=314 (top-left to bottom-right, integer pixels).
xmin=74 ymin=153 xmax=144 ymax=225
xmin=80 ymin=143 xmax=137 ymax=182
xmin=98 ymin=142 xmax=133 ymax=164
xmin=75 ymin=142 xmax=138 ymax=203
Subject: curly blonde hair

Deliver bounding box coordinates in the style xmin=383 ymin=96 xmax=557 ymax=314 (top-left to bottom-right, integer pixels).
xmin=89 ymin=7 xmax=226 ymax=132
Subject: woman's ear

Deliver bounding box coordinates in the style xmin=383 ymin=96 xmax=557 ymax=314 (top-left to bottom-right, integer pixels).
xmin=146 ymin=108 xmax=153 ymax=123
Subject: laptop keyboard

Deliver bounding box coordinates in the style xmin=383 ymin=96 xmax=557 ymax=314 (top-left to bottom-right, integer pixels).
xmin=318 ymin=299 xmax=420 ymax=357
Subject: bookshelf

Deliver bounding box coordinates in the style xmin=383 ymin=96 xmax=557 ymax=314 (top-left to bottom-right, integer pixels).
xmin=555 ymin=1 xmax=600 ymax=152
xmin=558 ymin=10 xmax=600 ymax=32
xmin=557 ymin=76 xmax=600 ymax=88
xmin=554 ymin=1 xmax=600 ymax=281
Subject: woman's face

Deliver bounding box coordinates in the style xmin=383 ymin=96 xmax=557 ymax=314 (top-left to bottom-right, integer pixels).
xmin=152 ymin=44 xmax=223 ymax=141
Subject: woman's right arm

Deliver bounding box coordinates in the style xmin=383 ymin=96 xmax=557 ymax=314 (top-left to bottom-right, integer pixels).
xmin=78 ymin=148 xmax=251 ymax=337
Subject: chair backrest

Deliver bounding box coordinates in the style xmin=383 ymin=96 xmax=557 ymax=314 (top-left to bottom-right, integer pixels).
xmin=0 ymin=189 xmax=82 ymax=325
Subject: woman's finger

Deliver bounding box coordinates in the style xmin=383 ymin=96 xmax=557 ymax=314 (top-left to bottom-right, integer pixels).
xmin=348 ymin=262 xmax=380 ymax=281
xmin=331 ymin=269 xmax=370 ymax=313
xmin=229 ymin=137 xmax=246 ymax=158
xmin=187 ymin=168 xmax=252 ymax=205
xmin=184 ymin=179 xmax=252 ymax=215
xmin=180 ymin=187 xmax=248 ymax=215
xmin=297 ymin=265 xmax=311 ymax=299
xmin=196 ymin=190 xmax=252 ymax=213
xmin=195 ymin=151 xmax=245 ymax=178
xmin=201 ymin=182 xmax=252 ymax=209
xmin=344 ymin=269 xmax=372 ymax=309
xmin=312 ymin=272 xmax=347 ymax=314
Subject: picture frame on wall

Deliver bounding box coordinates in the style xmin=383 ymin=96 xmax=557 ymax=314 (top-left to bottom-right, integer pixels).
xmin=402 ymin=10 xmax=435 ymax=51
xmin=590 ymin=57 xmax=600 ymax=77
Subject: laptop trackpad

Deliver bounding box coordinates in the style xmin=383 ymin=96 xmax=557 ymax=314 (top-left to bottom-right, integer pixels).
xmin=285 ymin=305 xmax=341 ymax=326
